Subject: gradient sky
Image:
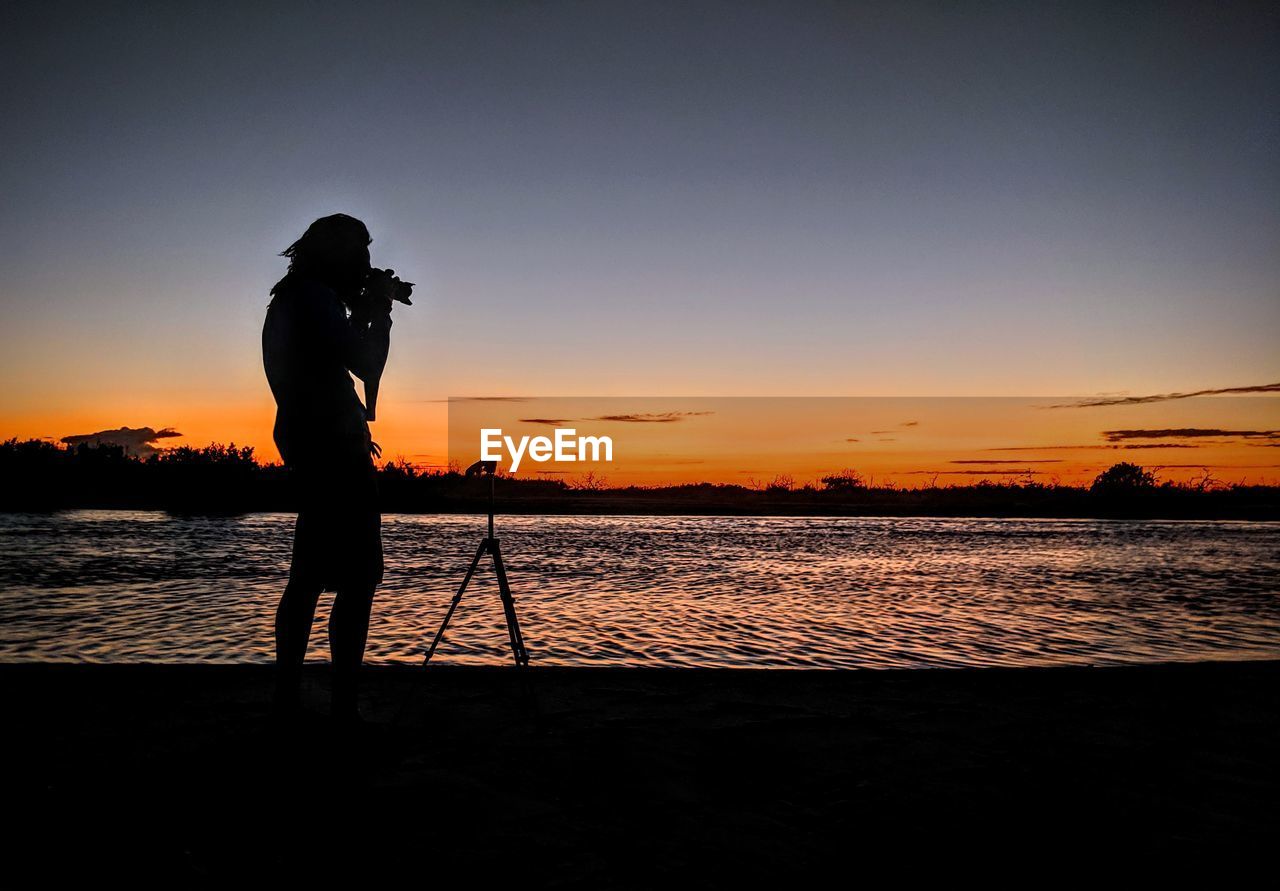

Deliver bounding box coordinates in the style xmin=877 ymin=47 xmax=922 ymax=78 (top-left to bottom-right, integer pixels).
xmin=1 ymin=1 xmax=1277 ymax=470
xmin=446 ymin=396 xmax=1280 ymax=486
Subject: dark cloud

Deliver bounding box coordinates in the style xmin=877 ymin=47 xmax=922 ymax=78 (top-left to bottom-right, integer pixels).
xmin=449 ymin=396 xmax=533 ymax=403
xmin=61 ymin=426 xmax=182 ymax=457
xmin=518 ymin=418 xmax=572 ymax=427
xmin=951 ymin=459 xmax=1062 ymax=464
xmin=1101 ymin=428 xmax=1279 ymax=442
xmin=845 ymin=438 xmax=860 ymax=443
xmin=984 ymin=443 xmax=1202 ymax=452
xmin=985 ymin=445 xmax=1104 ymax=451
xmin=907 ymin=469 xmax=1044 ymax=476
xmin=1148 ymin=463 xmax=1280 ymax=469
xmin=869 ymin=423 xmax=918 ymax=433
xmin=590 ymin=411 xmax=713 ymax=423
xmin=417 ymin=396 xmax=538 ymax=403
xmin=1048 ymin=382 xmax=1280 ymax=408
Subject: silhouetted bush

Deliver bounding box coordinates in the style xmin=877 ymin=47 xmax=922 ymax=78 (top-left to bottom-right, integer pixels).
xmin=821 ymin=469 xmax=867 ymax=492
xmin=1091 ymin=462 xmax=1157 ymax=495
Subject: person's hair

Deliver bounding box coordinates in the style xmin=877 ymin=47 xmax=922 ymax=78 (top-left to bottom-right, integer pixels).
xmin=270 ymin=213 xmax=371 ymax=297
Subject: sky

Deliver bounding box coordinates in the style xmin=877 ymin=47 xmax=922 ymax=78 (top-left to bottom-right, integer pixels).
xmin=1 ymin=1 xmax=1277 ymax=479
xmin=445 ymin=395 xmax=1280 ymax=486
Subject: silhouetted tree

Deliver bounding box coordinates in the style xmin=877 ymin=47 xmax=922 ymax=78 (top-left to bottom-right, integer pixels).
xmin=150 ymin=443 xmax=257 ymax=466
xmin=380 ymin=456 xmax=421 ymax=480
xmin=1091 ymin=462 xmax=1156 ymax=494
xmin=821 ymin=468 xmax=867 ymax=492
xmin=570 ymin=471 xmax=608 ymax=491
xmin=765 ymin=474 xmax=795 ymax=493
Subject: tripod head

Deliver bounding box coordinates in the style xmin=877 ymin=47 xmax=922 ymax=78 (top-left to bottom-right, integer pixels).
xmin=465 ymin=459 xmax=499 ymax=539
xmin=464 ymin=460 xmax=498 ymax=477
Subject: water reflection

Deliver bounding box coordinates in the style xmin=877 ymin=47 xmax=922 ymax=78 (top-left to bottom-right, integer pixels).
xmin=0 ymin=512 xmax=1277 ymax=667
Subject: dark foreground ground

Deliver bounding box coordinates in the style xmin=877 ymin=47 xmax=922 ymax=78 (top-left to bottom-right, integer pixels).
xmin=6 ymin=662 xmax=1278 ymax=884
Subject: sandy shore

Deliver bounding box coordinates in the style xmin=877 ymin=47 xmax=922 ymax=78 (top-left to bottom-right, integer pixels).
xmin=7 ymin=661 xmax=1278 ymax=883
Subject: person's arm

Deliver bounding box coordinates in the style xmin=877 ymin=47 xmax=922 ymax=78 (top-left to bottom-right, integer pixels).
xmin=343 ymin=307 xmax=392 ymax=384
xmin=300 ymin=282 xmax=393 ymax=383
xmin=343 ymin=282 xmax=396 ymax=421
xmin=349 ymin=307 xmax=391 ymax=421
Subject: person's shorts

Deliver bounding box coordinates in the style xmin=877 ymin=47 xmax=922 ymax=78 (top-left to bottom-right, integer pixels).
xmin=288 ymin=461 xmax=383 ymax=593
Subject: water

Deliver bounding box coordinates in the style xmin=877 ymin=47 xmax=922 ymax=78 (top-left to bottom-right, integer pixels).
xmin=0 ymin=511 xmax=1277 ymax=668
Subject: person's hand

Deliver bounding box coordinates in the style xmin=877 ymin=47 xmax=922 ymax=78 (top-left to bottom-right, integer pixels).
xmin=363 ymin=269 xmax=400 ymax=316
xmin=366 ymin=287 xmax=395 ymax=315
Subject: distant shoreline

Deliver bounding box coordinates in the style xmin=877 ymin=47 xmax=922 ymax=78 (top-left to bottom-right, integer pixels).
xmin=4 ymin=497 xmax=1278 ymax=520
xmin=5 ymin=438 xmax=1278 ymax=519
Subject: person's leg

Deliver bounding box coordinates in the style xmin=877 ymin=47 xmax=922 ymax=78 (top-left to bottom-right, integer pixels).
xmin=329 ymin=583 xmax=375 ymax=720
xmin=274 ymin=580 xmax=323 ymax=710
xmin=274 ymin=510 xmax=325 ymax=712
xmin=328 ymin=503 xmax=383 ymax=721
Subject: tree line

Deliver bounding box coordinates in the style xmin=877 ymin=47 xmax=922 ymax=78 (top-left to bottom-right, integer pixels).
xmin=1 ymin=438 xmax=1275 ymax=519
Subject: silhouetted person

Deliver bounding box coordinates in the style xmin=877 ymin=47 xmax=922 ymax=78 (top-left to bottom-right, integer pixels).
xmin=262 ymin=213 xmax=398 ymax=722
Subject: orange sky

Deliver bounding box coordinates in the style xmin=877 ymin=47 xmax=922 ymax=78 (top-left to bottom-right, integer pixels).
xmin=442 ymin=395 xmax=1280 ymax=487
xmin=7 ymin=389 xmax=1278 ymax=487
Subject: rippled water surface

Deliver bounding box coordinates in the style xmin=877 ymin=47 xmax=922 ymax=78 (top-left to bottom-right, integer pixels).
xmin=1 ymin=511 xmax=1277 ymax=667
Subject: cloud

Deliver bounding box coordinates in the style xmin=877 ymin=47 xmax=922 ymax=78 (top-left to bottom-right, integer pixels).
xmin=1048 ymin=382 xmax=1280 ymax=408
xmin=984 ymin=443 xmax=1202 ymax=452
xmin=449 ymin=396 xmax=533 ymax=403
xmin=415 ymin=396 xmax=537 ymax=403
xmin=518 ymin=418 xmax=573 ymax=427
xmin=986 ymin=445 xmax=1113 ymax=451
xmin=590 ymin=411 xmax=714 ymax=423
xmin=951 ymin=459 xmax=1062 ymax=464
xmin=61 ymin=426 xmax=182 ymax=457
xmin=907 ymin=469 xmax=1044 ymax=476
xmin=900 ymin=421 xmax=919 ymax=427
xmin=1147 ymin=463 xmax=1280 ymax=469
xmin=1101 ymin=428 xmax=1279 ymax=442
xmin=845 ymin=438 xmax=860 ymax=443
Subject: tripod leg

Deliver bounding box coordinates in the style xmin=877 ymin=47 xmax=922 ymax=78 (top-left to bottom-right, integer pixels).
xmin=423 ymin=540 xmax=488 ymax=666
xmin=488 ymin=539 xmax=529 ymax=667
xmin=487 ymin=539 xmax=540 ymax=727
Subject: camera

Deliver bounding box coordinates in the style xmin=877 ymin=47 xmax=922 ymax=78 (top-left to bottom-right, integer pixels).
xmin=366 ymin=267 xmax=415 ymax=306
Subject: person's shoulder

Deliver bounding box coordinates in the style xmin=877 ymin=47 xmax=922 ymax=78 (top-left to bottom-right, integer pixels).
xmin=295 ymin=278 xmax=340 ymax=303
xmin=270 ymin=277 xmax=344 ymax=320
xmin=273 ymin=276 xmax=338 ymax=302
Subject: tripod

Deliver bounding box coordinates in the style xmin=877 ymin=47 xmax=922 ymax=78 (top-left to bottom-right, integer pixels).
xmin=423 ymin=461 xmax=530 ymax=668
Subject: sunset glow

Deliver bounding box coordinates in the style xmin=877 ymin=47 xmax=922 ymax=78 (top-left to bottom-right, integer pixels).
xmin=2 ymin=3 xmax=1276 ymax=486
